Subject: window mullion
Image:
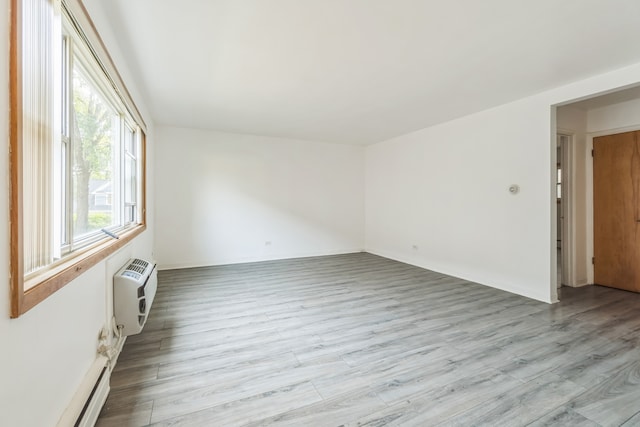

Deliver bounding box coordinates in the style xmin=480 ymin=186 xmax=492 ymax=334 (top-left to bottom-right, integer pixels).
xmin=65 ymin=35 xmax=75 ymax=252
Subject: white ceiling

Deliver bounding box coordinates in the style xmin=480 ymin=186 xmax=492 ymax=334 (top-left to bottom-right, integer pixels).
xmin=103 ymin=0 xmax=640 ymax=145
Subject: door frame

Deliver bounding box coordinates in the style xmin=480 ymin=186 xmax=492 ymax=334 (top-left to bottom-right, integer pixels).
xmin=557 ymin=133 xmax=573 ymax=287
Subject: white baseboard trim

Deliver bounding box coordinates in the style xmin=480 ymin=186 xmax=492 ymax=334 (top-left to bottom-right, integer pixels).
xmin=158 ymin=249 xmax=365 ymax=271
xmin=366 ymin=248 xmax=553 ymax=304
xmin=569 ymin=281 xmax=591 ymax=288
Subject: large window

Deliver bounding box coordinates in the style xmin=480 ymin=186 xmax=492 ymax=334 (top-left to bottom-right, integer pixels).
xmin=10 ymin=0 xmax=147 ymax=317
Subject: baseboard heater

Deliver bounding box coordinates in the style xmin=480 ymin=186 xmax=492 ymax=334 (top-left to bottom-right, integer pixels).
xmin=57 ymin=356 xmax=110 ymax=427
xmin=74 ymin=366 xmax=109 ymax=427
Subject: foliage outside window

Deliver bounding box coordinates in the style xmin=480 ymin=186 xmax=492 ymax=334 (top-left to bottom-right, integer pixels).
xmin=10 ymin=0 xmax=147 ymax=317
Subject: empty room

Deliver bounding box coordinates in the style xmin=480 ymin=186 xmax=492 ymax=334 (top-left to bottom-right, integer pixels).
xmin=3 ymin=0 xmax=640 ymax=426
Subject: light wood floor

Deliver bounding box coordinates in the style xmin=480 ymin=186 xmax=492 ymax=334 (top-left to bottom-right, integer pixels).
xmin=97 ymin=253 xmax=640 ymax=426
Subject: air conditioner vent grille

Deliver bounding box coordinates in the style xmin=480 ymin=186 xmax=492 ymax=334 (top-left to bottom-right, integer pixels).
xmin=125 ymin=258 xmax=149 ymax=275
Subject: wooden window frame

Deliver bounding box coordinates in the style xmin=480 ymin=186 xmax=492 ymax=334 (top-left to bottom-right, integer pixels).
xmin=10 ymin=0 xmax=148 ymax=318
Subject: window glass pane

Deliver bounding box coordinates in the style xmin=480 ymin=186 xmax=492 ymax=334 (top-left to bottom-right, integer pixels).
xmin=60 ymin=139 xmax=68 ymax=245
xmin=72 ymin=60 xmax=119 ymax=238
xmin=124 ymin=163 xmax=136 ymax=223
xmin=124 ymin=126 xmax=137 ymax=223
xmin=125 ymin=125 xmax=135 ymax=155
xmin=125 ymin=156 xmax=136 ymax=204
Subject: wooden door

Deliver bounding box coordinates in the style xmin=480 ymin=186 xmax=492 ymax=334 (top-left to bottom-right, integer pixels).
xmin=593 ymin=130 xmax=640 ymax=292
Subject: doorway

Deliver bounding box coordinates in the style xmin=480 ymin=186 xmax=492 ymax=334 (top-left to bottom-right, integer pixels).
xmin=554 ymin=85 xmax=640 ymax=300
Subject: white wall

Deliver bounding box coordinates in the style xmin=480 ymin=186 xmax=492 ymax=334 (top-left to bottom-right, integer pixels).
xmin=155 ymin=126 xmax=364 ymax=269
xmin=0 ymin=1 xmax=155 ymax=425
xmin=587 ymin=97 xmax=640 ymax=133
xmin=366 ymin=63 xmax=640 ymax=303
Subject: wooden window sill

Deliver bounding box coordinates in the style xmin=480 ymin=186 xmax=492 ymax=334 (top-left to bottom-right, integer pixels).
xmin=14 ymin=224 xmax=146 ymax=317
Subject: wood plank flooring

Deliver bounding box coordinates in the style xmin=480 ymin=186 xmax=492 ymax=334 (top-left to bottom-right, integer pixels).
xmin=97 ymin=253 xmax=640 ymax=426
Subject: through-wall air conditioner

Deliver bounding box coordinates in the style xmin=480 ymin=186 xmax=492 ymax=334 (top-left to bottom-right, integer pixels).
xmin=113 ymin=258 xmax=157 ymax=336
